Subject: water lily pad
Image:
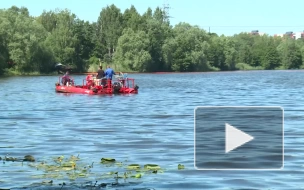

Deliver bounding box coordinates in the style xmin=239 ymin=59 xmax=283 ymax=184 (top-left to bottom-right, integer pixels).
xmin=131 ymin=173 xmax=142 ymax=178
xmin=127 ymin=164 xmax=141 ymax=170
xmin=178 ymin=164 xmax=185 ymax=170
xmin=101 ymin=158 xmax=116 ymax=163
xmin=78 ymin=173 xmax=87 ymax=177
xmin=4 ymin=154 xmax=167 ymax=183
xmin=144 ymin=164 xmax=161 ymax=170
xmin=24 ymin=155 xmax=35 ymax=162
xmin=5 ymin=157 xmax=17 ymax=161
xmin=62 ymin=161 xmax=76 ymax=167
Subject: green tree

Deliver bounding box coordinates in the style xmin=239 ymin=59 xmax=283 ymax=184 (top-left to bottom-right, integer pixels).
xmin=113 ymin=28 xmax=151 ymax=71
xmin=122 ymin=5 xmax=143 ymax=32
xmin=72 ymin=19 xmax=95 ymax=72
xmin=97 ymin=4 xmax=123 ymax=62
xmin=3 ymin=4 xmax=304 ymax=75
xmin=162 ymin=22 xmax=211 ymax=72
xmin=277 ymin=38 xmax=302 ymax=69
xmin=44 ymin=9 xmax=77 ymax=68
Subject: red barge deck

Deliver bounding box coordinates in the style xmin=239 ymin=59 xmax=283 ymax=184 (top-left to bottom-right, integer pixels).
xmin=55 ymin=76 xmax=139 ymax=95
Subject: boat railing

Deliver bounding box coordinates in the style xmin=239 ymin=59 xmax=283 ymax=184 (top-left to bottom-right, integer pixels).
xmin=83 ymin=78 xmax=109 ymax=88
xmin=57 ymin=75 xmax=136 ymax=89
xmin=117 ymin=78 xmax=135 ymax=88
xmin=114 ymin=73 xmax=128 ymax=80
xmin=83 ymin=77 xmax=135 ymax=89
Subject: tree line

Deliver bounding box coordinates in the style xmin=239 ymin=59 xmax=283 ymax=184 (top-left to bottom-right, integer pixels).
xmin=0 ymin=5 xmax=303 ymax=75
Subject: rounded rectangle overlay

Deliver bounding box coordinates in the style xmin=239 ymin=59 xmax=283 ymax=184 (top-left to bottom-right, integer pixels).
xmin=194 ymin=106 xmax=284 ymax=170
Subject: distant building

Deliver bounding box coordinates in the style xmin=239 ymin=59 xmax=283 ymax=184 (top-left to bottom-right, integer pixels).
xmin=247 ymin=30 xmax=304 ymax=39
xmin=274 ymin=34 xmax=284 ymax=38
xmin=274 ymin=31 xmax=304 ymax=39
xmin=251 ymin=30 xmax=259 ymax=35
xmin=285 ymin=31 xmax=294 ymax=38
xmin=293 ymin=32 xmax=301 ymax=39
xmin=249 ymin=30 xmax=265 ymax=36
xmin=293 ymin=31 xmax=304 ymax=39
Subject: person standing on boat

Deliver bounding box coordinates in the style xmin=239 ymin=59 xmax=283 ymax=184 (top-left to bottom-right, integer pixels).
xmin=61 ymin=71 xmax=70 ymax=86
xmin=105 ymin=65 xmax=116 ymax=80
xmin=96 ymin=66 xmax=105 ymax=79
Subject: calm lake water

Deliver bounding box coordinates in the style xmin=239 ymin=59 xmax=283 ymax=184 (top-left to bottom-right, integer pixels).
xmin=1 ymin=70 xmax=304 ymax=189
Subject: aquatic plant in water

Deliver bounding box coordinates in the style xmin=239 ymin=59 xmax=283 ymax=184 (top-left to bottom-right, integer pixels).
xmin=1 ymin=154 xmax=185 ymax=189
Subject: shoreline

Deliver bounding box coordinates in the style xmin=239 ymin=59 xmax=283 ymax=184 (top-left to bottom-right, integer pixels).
xmin=1 ymin=69 xmax=304 ymax=77
xmin=79 ymin=69 xmax=304 ymax=75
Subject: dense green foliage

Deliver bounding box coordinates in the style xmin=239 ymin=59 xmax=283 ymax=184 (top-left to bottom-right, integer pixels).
xmin=1 ymin=5 xmax=304 ymax=75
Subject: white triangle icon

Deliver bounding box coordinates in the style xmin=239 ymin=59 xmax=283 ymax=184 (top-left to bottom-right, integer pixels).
xmin=225 ymin=123 xmax=254 ymax=153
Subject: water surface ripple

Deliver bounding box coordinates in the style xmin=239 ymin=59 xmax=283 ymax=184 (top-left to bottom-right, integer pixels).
xmin=1 ymin=71 xmax=304 ymax=189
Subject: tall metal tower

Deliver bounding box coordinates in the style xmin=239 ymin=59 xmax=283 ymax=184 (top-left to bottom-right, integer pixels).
xmin=163 ymin=0 xmax=171 ymax=22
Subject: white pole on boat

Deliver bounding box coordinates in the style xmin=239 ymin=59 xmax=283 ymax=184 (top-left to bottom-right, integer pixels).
xmin=99 ymin=58 xmax=101 ymax=66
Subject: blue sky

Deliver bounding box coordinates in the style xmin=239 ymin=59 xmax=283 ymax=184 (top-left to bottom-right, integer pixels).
xmin=2 ymin=0 xmax=304 ymax=36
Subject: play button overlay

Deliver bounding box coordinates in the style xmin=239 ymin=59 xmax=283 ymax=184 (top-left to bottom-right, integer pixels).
xmin=194 ymin=106 xmax=284 ymax=170
xmin=225 ymin=123 xmax=254 ymax=153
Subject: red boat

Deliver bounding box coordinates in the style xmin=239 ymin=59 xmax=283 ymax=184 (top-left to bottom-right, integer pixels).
xmin=55 ymin=75 xmax=139 ymax=95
